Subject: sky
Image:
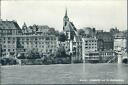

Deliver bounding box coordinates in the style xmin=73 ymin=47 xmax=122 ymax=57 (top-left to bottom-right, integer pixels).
xmin=1 ymin=0 xmax=127 ymax=31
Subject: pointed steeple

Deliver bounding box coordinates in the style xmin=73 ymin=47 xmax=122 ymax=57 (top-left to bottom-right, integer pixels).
xmin=64 ymin=8 xmax=69 ymax=19
xmin=65 ymin=8 xmax=68 ymax=17
xmin=63 ymin=8 xmax=69 ymax=31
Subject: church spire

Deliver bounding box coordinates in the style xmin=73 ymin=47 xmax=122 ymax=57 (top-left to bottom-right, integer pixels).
xmin=65 ymin=8 xmax=68 ymax=17
xmin=64 ymin=8 xmax=69 ymax=18
xmin=63 ymin=8 xmax=69 ymax=30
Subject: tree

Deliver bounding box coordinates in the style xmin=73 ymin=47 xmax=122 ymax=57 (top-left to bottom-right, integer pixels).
xmin=58 ymin=32 xmax=67 ymax=42
xmin=55 ymin=46 xmax=70 ymax=58
xmin=54 ymin=46 xmax=71 ymax=64
xmin=26 ymin=48 xmax=41 ymax=59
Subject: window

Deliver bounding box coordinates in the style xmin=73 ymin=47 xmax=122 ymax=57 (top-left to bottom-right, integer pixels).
xmin=8 ymin=37 xmax=10 ymax=40
xmin=3 ymin=49 xmax=6 ymax=51
xmin=27 ymin=42 xmax=29 ymax=44
xmin=13 ymin=41 xmax=15 ymax=44
xmin=8 ymin=41 xmax=10 ymax=43
xmin=46 ymin=37 xmax=50 ymax=40
xmin=35 ymin=38 xmax=37 ymax=40
xmin=8 ymin=49 xmax=10 ymax=51
xmin=27 ymin=38 xmax=29 ymax=41
xmin=4 ymin=45 xmax=6 ymax=48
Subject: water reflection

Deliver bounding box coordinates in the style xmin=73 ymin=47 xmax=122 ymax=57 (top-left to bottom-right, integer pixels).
xmin=117 ymin=64 xmax=128 ymax=84
xmin=82 ymin=63 xmax=128 ymax=84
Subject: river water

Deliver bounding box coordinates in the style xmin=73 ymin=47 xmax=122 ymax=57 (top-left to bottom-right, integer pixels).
xmin=1 ymin=64 xmax=128 ymax=84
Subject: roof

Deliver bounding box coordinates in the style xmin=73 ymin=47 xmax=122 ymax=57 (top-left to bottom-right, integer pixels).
xmin=0 ymin=20 xmax=21 ymax=30
xmin=65 ymin=22 xmax=77 ymax=32
xmin=96 ymin=32 xmax=113 ymax=42
xmin=75 ymin=36 xmax=82 ymax=41
xmin=114 ymin=32 xmax=126 ymax=39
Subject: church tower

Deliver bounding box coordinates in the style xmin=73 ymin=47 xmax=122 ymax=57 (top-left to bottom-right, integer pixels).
xmin=63 ymin=8 xmax=69 ymax=31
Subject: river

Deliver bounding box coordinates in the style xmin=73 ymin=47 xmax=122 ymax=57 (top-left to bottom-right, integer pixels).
xmin=1 ymin=63 xmax=128 ymax=84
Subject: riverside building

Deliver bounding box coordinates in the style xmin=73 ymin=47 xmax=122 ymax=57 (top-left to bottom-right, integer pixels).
xmin=0 ymin=20 xmax=58 ymax=57
xmin=82 ymin=37 xmax=99 ymax=63
xmin=62 ymin=9 xmax=82 ymax=62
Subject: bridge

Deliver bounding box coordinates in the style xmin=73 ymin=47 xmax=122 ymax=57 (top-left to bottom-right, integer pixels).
xmin=107 ymin=49 xmax=128 ymax=64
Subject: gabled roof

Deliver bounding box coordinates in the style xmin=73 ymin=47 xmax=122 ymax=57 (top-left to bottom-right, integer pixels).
xmin=65 ymin=21 xmax=77 ymax=32
xmin=65 ymin=22 xmax=73 ymax=32
xmin=0 ymin=20 xmax=21 ymax=30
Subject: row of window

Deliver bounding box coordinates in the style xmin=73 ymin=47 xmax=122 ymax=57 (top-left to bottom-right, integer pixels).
xmin=2 ymin=49 xmax=15 ymax=52
xmin=3 ymin=41 xmax=15 ymax=44
xmin=85 ymin=57 xmax=99 ymax=59
xmin=3 ymin=45 xmax=15 ymax=48
xmin=85 ymin=47 xmax=97 ymax=49
xmin=85 ymin=44 xmax=97 ymax=45
xmin=100 ymin=53 xmax=115 ymax=55
xmin=2 ymin=37 xmax=15 ymax=40
xmin=1 ymin=37 xmax=56 ymax=41
xmin=19 ymin=37 xmax=56 ymax=41
xmin=22 ymin=42 xmax=56 ymax=45
xmin=26 ymin=45 xmax=56 ymax=48
xmin=85 ymin=40 xmax=97 ymax=42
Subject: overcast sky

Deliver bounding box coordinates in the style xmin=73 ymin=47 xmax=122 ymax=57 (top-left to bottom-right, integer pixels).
xmin=1 ymin=0 xmax=127 ymax=31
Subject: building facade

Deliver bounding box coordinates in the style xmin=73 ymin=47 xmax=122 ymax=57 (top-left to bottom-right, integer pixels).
xmin=82 ymin=37 xmax=99 ymax=63
xmin=0 ymin=20 xmax=58 ymax=57
xmin=96 ymin=32 xmax=114 ymax=51
xmin=0 ymin=20 xmax=22 ymax=57
xmin=99 ymin=50 xmax=116 ymax=63
xmin=114 ymin=32 xmax=127 ymax=52
xmin=62 ymin=9 xmax=82 ymax=62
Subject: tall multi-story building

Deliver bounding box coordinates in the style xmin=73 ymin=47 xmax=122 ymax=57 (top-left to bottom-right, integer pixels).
xmin=114 ymin=32 xmax=127 ymax=52
xmin=0 ymin=20 xmax=22 ymax=57
xmin=82 ymin=37 xmax=99 ymax=63
xmin=96 ymin=32 xmax=114 ymax=51
xmin=17 ymin=35 xmax=58 ymax=55
xmin=20 ymin=23 xmax=58 ymax=56
xmin=0 ymin=20 xmax=58 ymax=57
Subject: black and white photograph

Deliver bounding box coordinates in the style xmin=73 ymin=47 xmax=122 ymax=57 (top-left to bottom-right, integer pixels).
xmin=0 ymin=0 xmax=127 ymax=84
